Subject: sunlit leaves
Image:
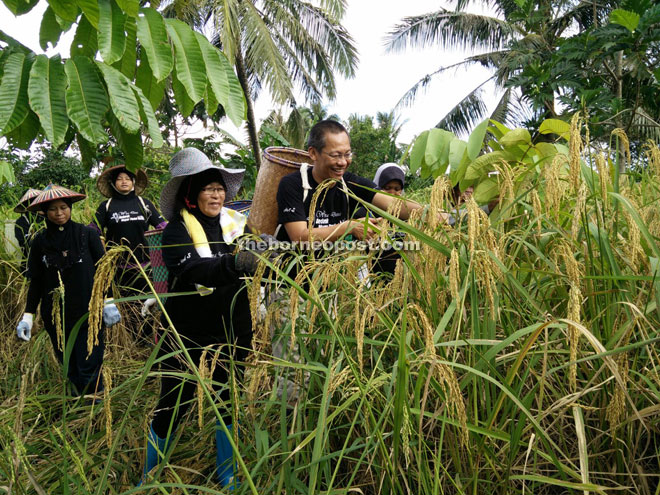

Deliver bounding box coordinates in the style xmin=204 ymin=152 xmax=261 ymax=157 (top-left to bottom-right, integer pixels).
xmin=0 ymin=52 xmax=32 ymax=135
xmin=64 ymin=57 xmax=109 ymax=144
xmin=28 ymin=55 xmax=68 ymax=147
xmin=166 ymin=19 xmax=207 ymax=104
xmin=136 ymin=8 xmax=173 ymax=82
xmin=98 ymin=0 xmax=127 ymax=65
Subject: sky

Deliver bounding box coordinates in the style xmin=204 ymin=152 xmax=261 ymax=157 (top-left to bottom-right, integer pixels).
xmin=0 ymin=0 xmax=499 ymax=147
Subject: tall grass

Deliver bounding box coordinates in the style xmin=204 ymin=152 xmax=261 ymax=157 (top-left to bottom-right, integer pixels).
xmin=1 ymin=129 xmax=659 ymax=494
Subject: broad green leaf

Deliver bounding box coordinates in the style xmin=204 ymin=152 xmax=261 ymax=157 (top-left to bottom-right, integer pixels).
xmin=467 ymin=118 xmax=489 ymax=161
xmin=214 ymin=48 xmax=246 ymax=126
xmin=136 ymin=8 xmax=173 ymax=82
xmin=539 ymin=118 xmax=570 ymax=140
xmin=410 ymin=130 xmax=429 ymax=175
xmin=131 ymin=84 xmax=163 ymax=147
xmin=76 ymin=133 xmax=96 ymax=170
xmin=0 ymin=30 xmax=32 ymax=53
xmin=499 ymin=128 xmax=531 ymax=147
xmin=28 ymin=55 xmax=68 ymax=147
xmin=0 ymin=160 xmax=15 ymax=184
xmin=77 ymin=0 xmax=99 ymax=28
xmin=40 ymin=6 xmax=63 ymax=51
xmin=534 ymin=142 xmax=558 ymax=159
xmin=109 ymin=114 xmax=143 ymax=172
xmin=70 ymin=14 xmax=98 ymax=58
xmin=204 ymin=83 xmax=218 ymax=117
xmin=0 ymin=52 xmax=32 ymax=135
xmin=172 ymin=66 xmax=195 ymax=117
xmin=2 ymin=0 xmax=39 ymax=15
xmin=46 ymin=0 xmax=78 ymax=22
xmin=166 ymin=18 xmax=207 ymax=104
xmin=473 ymin=177 xmax=499 ymax=203
xmin=98 ymin=0 xmax=127 ymax=65
xmin=465 ymin=151 xmax=507 ymax=180
xmin=610 ymin=9 xmax=639 ymax=32
xmin=135 ymin=55 xmax=165 ymax=111
xmin=112 ymin=16 xmax=137 ymax=78
xmin=448 ymin=138 xmax=467 ymax=172
xmin=4 ymin=109 xmax=40 ymax=149
xmin=425 ymin=128 xmax=452 ymax=177
xmin=96 ymin=62 xmax=140 ymax=133
xmin=488 ymin=119 xmax=511 ymax=140
xmin=64 ymin=57 xmax=109 ymax=144
xmin=194 ymin=31 xmax=245 ymax=126
xmin=115 ymin=0 xmax=138 ymax=17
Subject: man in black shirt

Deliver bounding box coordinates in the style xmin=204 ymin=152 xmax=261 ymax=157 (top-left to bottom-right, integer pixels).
xmin=276 ymin=120 xmax=424 ymax=244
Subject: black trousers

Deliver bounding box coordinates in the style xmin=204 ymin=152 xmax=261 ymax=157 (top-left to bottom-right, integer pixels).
xmin=44 ymin=318 xmax=105 ymax=395
xmin=151 ymin=332 xmax=252 ymax=439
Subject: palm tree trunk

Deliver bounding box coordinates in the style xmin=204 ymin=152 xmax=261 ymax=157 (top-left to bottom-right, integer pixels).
xmin=235 ymin=48 xmax=262 ymax=169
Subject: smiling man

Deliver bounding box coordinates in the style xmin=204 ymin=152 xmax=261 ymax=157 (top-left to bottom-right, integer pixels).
xmin=276 ymin=119 xmax=422 ymax=244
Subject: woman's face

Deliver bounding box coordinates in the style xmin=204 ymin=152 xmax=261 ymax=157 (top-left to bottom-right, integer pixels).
xmin=196 ymin=181 xmax=226 ymax=217
xmin=46 ymin=199 xmax=71 ymax=225
xmin=382 ymin=180 xmax=403 ymax=196
xmin=114 ymin=172 xmax=134 ymax=193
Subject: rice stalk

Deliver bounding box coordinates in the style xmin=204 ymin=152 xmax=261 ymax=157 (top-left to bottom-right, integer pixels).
xmin=197 ymin=347 xmax=209 ymax=430
xmin=544 ymin=154 xmax=567 ymax=218
xmin=611 ymin=128 xmax=631 ymax=169
xmin=572 ymin=184 xmax=587 ymax=241
xmin=529 ymin=188 xmax=543 ymax=234
xmin=595 ymin=153 xmax=610 ymax=209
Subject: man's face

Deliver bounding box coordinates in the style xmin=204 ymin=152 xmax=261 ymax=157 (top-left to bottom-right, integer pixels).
xmin=309 ymin=131 xmax=352 ymax=182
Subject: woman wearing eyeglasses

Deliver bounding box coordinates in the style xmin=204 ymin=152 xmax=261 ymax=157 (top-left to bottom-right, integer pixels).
xmin=138 ymin=148 xmax=272 ymax=488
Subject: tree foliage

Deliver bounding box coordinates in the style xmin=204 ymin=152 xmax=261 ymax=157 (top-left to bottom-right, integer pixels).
xmin=345 ymin=112 xmax=403 ymax=179
xmin=0 ymin=0 xmax=246 ymax=170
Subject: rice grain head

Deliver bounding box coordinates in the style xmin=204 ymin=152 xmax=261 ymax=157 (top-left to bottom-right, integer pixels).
xmin=572 ymin=184 xmax=587 ymax=241
xmin=605 ymin=350 xmax=629 ymax=436
xmin=430 ymin=176 xmax=450 ymax=230
xmin=595 ymin=153 xmax=610 ymax=209
xmin=103 ymin=366 xmax=113 ymax=448
xmin=569 ymin=113 xmax=583 ymax=193
xmin=530 ymin=188 xmax=543 ymax=234
xmin=611 ymin=128 xmax=631 ymax=170
xmin=88 ymin=247 xmax=125 ymax=355
xmin=197 ymin=347 xmax=209 ymax=430
xmin=449 ymin=249 xmax=461 ymax=308
xmin=51 ymin=273 xmax=65 ymax=351
xmin=567 ymin=284 xmax=582 ymax=392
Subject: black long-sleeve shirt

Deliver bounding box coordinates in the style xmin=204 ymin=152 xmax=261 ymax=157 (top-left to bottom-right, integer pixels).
xmin=160 ymin=212 xmax=251 ymax=345
xmin=91 ymin=192 xmax=166 ymax=264
xmin=26 ymin=220 xmax=105 ymax=331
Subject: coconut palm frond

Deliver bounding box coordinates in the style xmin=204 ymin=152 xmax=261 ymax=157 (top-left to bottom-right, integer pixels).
xmin=436 ymin=86 xmax=491 ymax=136
xmin=385 ymin=9 xmax=513 ymax=54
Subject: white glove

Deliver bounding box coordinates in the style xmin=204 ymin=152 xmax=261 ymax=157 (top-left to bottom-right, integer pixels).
xmin=102 ymin=300 xmax=121 ymax=327
xmin=16 ymin=313 xmax=33 ymax=341
xmin=141 ymin=298 xmax=158 ymax=317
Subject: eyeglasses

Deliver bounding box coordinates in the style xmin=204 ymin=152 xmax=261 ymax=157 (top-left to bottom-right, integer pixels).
xmin=200 ymin=186 xmax=226 ymax=195
xmin=322 ymin=151 xmax=353 ymax=161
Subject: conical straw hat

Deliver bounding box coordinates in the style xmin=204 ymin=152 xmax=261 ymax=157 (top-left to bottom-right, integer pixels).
xmin=14 ymin=188 xmax=42 ymax=213
xmin=27 ymin=184 xmax=86 ymax=211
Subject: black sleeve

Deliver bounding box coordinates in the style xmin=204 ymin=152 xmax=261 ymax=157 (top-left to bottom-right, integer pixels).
xmin=25 ymin=235 xmax=44 ymax=314
xmin=14 ymin=215 xmax=30 ymax=249
xmin=90 ymin=201 xmax=107 ymax=235
xmin=277 ymin=174 xmax=307 ymax=224
xmin=87 ymin=227 xmax=106 ymax=264
xmin=143 ymin=198 xmax=167 ymax=228
xmin=345 ymin=173 xmax=378 ymax=204
xmin=161 ymin=220 xmax=242 ymax=286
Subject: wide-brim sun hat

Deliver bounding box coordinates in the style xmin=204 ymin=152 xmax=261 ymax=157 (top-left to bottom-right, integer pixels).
xmin=27 ymin=184 xmax=86 ymax=212
xmin=14 ymin=188 xmax=42 ymax=213
xmin=97 ymin=164 xmax=148 ymax=198
xmin=160 ymin=147 xmax=245 ymax=220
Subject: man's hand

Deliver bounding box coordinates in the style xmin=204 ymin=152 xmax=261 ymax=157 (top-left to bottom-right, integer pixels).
xmin=347 ymin=217 xmax=380 ymax=241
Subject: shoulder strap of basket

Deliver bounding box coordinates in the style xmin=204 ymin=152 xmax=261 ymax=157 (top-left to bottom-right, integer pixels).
xmin=300 ymin=163 xmax=312 ymax=202
xmin=137 ymin=195 xmax=151 ymax=220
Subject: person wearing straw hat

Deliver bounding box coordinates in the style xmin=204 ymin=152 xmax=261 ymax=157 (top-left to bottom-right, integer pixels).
xmin=13 ymin=188 xmax=44 ymax=275
xmin=91 ymin=164 xmax=166 ymax=340
xmin=15 ymin=184 xmax=121 ymax=397
xmin=138 ymin=148 xmax=271 ymax=488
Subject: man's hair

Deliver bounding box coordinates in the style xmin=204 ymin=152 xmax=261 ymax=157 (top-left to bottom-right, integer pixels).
xmin=306 ymin=119 xmax=349 ymax=151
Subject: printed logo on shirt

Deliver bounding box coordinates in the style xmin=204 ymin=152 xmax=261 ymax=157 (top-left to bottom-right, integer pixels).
xmin=110 ymin=210 xmax=146 ymax=223
xmin=283 ymin=207 xmax=296 ymax=213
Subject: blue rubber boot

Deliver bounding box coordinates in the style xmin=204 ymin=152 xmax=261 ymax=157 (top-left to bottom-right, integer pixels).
xmin=137 ymin=423 xmax=170 ymax=486
xmin=216 ymin=422 xmax=239 ymax=489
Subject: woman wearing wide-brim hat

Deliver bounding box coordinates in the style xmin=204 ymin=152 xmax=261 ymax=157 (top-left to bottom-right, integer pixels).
xmin=91 ymin=164 xmax=167 ymax=292
xmin=15 ymin=184 xmax=121 ymax=396
xmin=13 ymin=188 xmax=44 ymax=275
xmin=138 ymin=148 xmax=272 ymax=488
xmin=91 ymin=165 xmax=166 ymax=342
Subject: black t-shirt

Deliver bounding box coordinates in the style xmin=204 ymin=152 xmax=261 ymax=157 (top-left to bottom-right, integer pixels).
xmin=92 ymin=192 xmax=166 ymax=264
xmin=276 ymin=168 xmax=377 ymax=242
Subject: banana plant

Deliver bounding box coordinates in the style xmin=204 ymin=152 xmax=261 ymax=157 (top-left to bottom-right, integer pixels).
xmin=0 ymin=0 xmax=246 ymax=170
xmin=410 ymin=118 xmax=573 ymax=203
